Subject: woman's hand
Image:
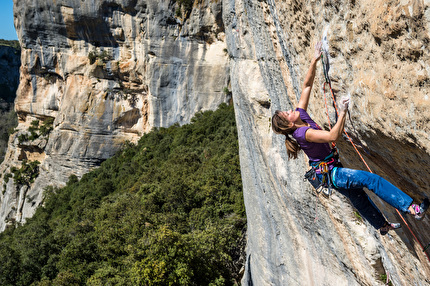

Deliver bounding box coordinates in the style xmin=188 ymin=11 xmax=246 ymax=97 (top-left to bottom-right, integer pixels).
xmin=338 ymin=95 xmax=350 ymax=112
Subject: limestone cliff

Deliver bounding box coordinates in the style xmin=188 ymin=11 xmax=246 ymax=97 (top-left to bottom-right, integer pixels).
xmin=224 ymin=0 xmax=430 ymax=284
xmin=0 ymin=0 xmax=229 ymax=229
xmin=3 ymin=0 xmax=430 ymax=285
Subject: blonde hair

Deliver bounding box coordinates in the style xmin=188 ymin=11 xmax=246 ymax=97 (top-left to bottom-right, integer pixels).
xmin=272 ymin=110 xmax=301 ymax=159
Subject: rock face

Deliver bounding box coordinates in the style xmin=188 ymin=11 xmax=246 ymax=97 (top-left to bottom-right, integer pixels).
xmin=224 ymin=0 xmax=430 ymax=284
xmin=0 ymin=0 xmax=229 ymax=230
xmin=3 ymin=0 xmax=430 ymax=285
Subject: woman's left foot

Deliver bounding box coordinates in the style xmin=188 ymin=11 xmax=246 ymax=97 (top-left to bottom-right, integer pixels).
xmin=380 ymin=222 xmax=401 ymax=236
xmin=414 ymin=198 xmax=430 ymax=221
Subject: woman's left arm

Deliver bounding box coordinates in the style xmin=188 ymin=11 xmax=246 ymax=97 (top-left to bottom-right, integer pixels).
xmin=297 ymin=42 xmax=322 ymax=111
xmin=305 ymin=97 xmax=350 ymax=143
xmin=305 ymin=110 xmax=347 ymax=143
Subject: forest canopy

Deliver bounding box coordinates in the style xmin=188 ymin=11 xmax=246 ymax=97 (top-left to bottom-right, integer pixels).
xmin=0 ymin=103 xmax=246 ymax=286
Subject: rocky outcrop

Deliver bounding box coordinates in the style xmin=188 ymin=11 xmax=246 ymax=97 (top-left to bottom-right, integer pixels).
xmin=224 ymin=0 xmax=430 ymax=285
xmin=0 ymin=0 xmax=229 ymax=230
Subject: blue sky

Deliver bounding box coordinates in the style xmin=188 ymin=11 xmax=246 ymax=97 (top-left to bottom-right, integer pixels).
xmin=0 ymin=0 xmax=18 ymax=40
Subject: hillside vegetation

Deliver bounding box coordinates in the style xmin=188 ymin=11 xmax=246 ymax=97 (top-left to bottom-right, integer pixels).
xmin=0 ymin=40 xmax=20 ymax=50
xmin=0 ymin=103 xmax=245 ymax=285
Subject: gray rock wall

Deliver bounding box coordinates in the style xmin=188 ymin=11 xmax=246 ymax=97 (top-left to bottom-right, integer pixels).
xmin=223 ymin=0 xmax=430 ymax=284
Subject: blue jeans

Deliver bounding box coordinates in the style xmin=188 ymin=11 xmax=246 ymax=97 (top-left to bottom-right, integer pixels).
xmin=324 ymin=168 xmax=413 ymax=229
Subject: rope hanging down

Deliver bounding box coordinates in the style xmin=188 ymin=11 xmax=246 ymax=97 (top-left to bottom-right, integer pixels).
xmin=320 ymin=55 xmax=430 ymax=264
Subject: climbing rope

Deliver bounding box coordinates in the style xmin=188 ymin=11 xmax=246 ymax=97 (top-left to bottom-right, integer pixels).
xmin=320 ymin=56 xmax=430 ymax=263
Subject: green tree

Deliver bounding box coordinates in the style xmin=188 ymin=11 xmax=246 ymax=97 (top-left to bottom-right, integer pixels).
xmin=0 ymin=242 xmax=20 ymax=286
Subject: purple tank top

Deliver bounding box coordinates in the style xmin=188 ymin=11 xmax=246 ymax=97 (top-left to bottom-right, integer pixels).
xmin=292 ymin=108 xmax=332 ymax=162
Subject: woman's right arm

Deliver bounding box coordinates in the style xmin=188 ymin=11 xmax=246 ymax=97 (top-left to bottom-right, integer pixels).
xmin=297 ymin=42 xmax=322 ymax=111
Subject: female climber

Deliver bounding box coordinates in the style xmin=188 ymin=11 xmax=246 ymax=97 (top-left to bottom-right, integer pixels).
xmin=271 ymin=42 xmax=429 ymax=235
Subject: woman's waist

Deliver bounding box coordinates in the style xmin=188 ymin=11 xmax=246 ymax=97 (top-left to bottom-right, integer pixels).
xmin=309 ymin=150 xmax=340 ymax=174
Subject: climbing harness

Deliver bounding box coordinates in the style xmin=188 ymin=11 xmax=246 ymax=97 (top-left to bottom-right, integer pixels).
xmin=319 ymin=46 xmax=430 ymax=263
xmin=304 ymin=148 xmax=340 ymax=197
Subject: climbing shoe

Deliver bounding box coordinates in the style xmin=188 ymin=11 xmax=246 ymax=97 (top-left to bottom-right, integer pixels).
xmin=413 ymin=198 xmax=430 ymax=221
xmin=379 ymin=222 xmax=401 ymax=236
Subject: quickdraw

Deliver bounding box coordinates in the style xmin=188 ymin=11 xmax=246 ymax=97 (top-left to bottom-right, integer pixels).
xmin=314 ymin=163 xmax=334 ymax=197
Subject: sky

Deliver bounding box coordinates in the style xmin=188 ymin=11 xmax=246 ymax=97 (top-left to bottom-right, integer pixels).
xmin=0 ymin=0 xmax=18 ymax=40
